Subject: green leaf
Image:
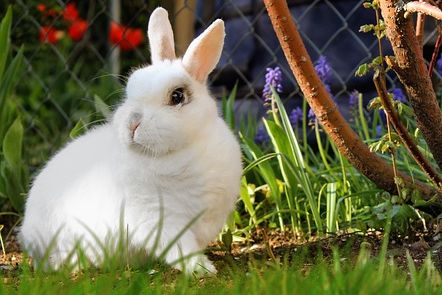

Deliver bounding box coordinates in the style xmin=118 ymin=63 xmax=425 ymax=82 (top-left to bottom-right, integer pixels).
xmin=94 ymin=95 xmax=111 ymax=119
xmin=355 ymin=63 xmax=369 ymax=77
xmin=367 ymin=96 xmax=382 ymax=110
xmin=2 ymin=117 xmax=23 ymax=173
xmin=222 ymin=83 xmax=237 ymax=130
xmin=414 ymin=128 xmax=420 ymax=138
xmin=0 ymin=46 xmax=24 ymax=113
xmin=0 ymin=162 xmax=7 ymax=198
xmin=0 ymin=6 xmax=12 ymax=82
xmin=359 ymin=24 xmax=374 ymax=33
xmin=239 ymin=177 xmax=256 ymax=222
xmin=70 ymin=119 xmax=87 ymax=139
xmin=221 ymin=228 xmax=233 ymax=253
xmin=372 ymin=56 xmax=383 ymax=66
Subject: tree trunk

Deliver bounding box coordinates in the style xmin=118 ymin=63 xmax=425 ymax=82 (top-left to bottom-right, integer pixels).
xmin=379 ymin=0 xmax=442 ymax=171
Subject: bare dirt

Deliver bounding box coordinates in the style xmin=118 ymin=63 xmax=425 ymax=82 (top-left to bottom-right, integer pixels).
xmin=0 ymin=227 xmax=441 ymax=274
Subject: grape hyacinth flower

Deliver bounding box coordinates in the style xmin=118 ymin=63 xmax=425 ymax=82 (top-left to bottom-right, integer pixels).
xmin=392 ymin=87 xmax=407 ymax=103
xmin=376 ymin=125 xmax=383 ymax=138
xmin=437 ymin=55 xmax=442 ymax=76
xmin=262 ymin=66 xmax=283 ymax=101
xmin=289 ymin=107 xmax=303 ymax=127
xmin=314 ymin=56 xmax=332 ymax=84
xmin=308 ymin=108 xmax=316 ymax=121
xmin=306 ymin=56 xmax=333 ymax=124
xmin=256 ymin=66 xmax=283 ymax=144
xmin=255 ymin=124 xmax=269 ymax=144
xmin=349 ymin=90 xmax=360 ymax=109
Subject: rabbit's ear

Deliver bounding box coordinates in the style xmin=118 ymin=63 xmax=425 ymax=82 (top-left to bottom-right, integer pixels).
xmin=148 ymin=7 xmax=176 ymax=64
xmin=182 ymin=19 xmax=225 ymax=82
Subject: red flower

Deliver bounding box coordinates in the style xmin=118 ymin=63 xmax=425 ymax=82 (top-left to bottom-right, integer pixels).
xmin=68 ymin=19 xmax=88 ymax=41
xmin=109 ymin=22 xmax=143 ymax=51
xmin=63 ymin=3 xmax=79 ymax=22
xmin=36 ymin=4 xmax=46 ymax=13
xmin=39 ymin=26 xmax=63 ymax=44
xmin=46 ymin=9 xmax=59 ymax=18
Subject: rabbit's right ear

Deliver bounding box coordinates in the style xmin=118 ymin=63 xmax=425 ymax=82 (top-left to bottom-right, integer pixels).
xmin=148 ymin=7 xmax=176 ymax=64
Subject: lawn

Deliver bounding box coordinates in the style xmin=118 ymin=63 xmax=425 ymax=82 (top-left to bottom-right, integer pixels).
xmin=1 ymin=234 xmax=441 ymax=294
xmin=1 ymin=0 xmax=442 ymax=294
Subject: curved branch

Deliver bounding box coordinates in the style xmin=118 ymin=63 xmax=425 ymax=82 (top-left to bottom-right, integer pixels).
xmin=373 ymin=71 xmax=442 ymax=187
xmin=262 ymin=0 xmax=442 ymax=204
xmin=404 ymin=1 xmax=442 ymax=21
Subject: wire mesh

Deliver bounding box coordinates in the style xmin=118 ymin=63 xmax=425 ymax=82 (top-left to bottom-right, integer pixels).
xmin=3 ymin=0 xmax=440 ymax=162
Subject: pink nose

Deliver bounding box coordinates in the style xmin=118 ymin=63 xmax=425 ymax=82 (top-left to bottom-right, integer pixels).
xmin=129 ymin=121 xmax=140 ymax=139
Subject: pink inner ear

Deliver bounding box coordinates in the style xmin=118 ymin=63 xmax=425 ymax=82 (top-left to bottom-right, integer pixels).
xmin=182 ymin=19 xmax=225 ymax=82
xmin=157 ymin=35 xmax=175 ymax=61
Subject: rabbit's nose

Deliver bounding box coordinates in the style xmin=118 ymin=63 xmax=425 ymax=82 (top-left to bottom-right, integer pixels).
xmin=129 ymin=113 xmax=142 ymax=138
xmin=129 ymin=121 xmax=140 ymax=133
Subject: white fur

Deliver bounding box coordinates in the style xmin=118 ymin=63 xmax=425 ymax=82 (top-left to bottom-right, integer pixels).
xmin=19 ymin=9 xmax=241 ymax=275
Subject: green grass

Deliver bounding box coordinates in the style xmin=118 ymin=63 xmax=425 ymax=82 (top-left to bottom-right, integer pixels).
xmin=0 ymin=249 xmax=440 ymax=295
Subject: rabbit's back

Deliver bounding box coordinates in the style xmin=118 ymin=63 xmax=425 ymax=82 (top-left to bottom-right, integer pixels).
xmin=20 ymin=124 xmax=123 ymax=260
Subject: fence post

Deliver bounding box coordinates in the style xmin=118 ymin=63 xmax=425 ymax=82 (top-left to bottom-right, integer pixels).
xmin=109 ymin=0 xmax=121 ymax=75
xmin=174 ymin=0 xmax=196 ymax=56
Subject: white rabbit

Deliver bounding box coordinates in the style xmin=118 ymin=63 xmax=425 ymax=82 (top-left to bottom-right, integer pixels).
xmin=19 ymin=7 xmax=242 ymax=275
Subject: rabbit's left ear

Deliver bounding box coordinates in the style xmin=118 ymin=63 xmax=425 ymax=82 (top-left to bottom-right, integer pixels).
xmin=182 ymin=19 xmax=225 ymax=82
xmin=148 ymin=7 xmax=176 ymax=64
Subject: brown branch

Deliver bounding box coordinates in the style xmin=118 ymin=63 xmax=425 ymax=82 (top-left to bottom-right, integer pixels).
xmin=380 ymin=0 xmax=442 ymax=171
xmin=416 ymin=13 xmax=426 ymax=47
xmin=428 ymin=27 xmax=442 ymax=77
xmin=373 ymin=70 xmax=442 ymax=187
xmin=415 ymin=1 xmax=426 ymax=47
xmin=262 ymin=0 xmax=442 ymax=205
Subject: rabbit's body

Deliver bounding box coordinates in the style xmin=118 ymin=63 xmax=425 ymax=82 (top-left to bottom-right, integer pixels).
xmin=20 ymin=9 xmax=242 ymax=274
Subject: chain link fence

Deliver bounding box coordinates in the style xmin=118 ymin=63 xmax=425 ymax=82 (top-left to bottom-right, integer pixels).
xmin=3 ymin=0 xmax=440 ymax=165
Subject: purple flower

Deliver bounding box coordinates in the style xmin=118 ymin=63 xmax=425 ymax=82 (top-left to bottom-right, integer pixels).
xmin=315 ymin=56 xmax=332 ymax=84
xmin=262 ymin=67 xmax=283 ymax=100
xmin=314 ymin=56 xmax=335 ymax=101
xmin=289 ymin=107 xmax=303 ymax=126
xmin=376 ymin=125 xmax=383 ymax=138
xmin=392 ymin=87 xmax=407 ymax=103
xmin=379 ymin=109 xmax=386 ymax=121
xmin=308 ymin=108 xmax=316 ymax=121
xmin=255 ymin=124 xmax=269 ymax=144
xmin=437 ymin=55 xmax=442 ymax=76
xmin=349 ymin=90 xmax=360 ymax=108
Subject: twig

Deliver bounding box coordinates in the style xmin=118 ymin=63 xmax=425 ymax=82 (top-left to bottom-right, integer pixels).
xmin=263 ymin=0 xmax=442 ymax=204
xmin=404 ymin=1 xmax=442 ymax=20
xmin=373 ymin=71 xmax=442 ymax=187
xmin=415 ymin=0 xmax=426 ymax=47
xmin=428 ymin=27 xmax=442 ymax=77
xmin=385 ymin=112 xmax=402 ymax=196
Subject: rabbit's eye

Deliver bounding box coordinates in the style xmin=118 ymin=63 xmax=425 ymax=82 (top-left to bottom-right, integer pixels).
xmin=170 ymin=88 xmax=185 ymax=105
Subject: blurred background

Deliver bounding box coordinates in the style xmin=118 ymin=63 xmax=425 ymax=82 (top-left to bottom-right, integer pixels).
xmin=1 ymin=0 xmax=440 ymax=168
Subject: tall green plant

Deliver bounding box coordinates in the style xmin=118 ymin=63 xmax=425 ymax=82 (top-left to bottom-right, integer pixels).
xmin=0 ymin=7 xmax=27 ymax=213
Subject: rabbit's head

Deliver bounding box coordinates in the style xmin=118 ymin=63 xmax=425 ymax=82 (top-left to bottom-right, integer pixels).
xmin=113 ymin=8 xmax=225 ymax=156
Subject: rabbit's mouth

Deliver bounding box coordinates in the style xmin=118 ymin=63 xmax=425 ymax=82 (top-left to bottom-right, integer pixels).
xmin=128 ymin=140 xmax=173 ymax=158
